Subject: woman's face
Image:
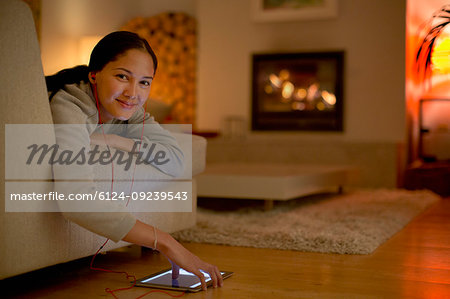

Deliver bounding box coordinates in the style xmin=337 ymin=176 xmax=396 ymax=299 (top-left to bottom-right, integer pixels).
xmin=89 ymin=48 xmax=154 ymax=122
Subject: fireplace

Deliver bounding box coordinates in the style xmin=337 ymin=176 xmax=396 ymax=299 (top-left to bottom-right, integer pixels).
xmin=251 ymin=51 xmax=344 ymax=131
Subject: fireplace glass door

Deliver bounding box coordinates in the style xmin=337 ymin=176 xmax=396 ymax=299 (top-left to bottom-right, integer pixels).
xmin=251 ymin=51 xmax=344 ymax=131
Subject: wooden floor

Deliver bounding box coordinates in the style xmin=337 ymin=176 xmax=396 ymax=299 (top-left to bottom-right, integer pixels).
xmin=3 ymin=198 xmax=450 ymax=299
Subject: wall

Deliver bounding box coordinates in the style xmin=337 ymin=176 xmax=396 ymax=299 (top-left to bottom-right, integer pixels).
xmin=38 ymin=0 xmax=408 ymax=187
xmin=40 ymin=0 xmax=196 ymax=75
xmin=196 ymin=0 xmax=406 ymax=143
xmin=41 ymin=0 xmax=406 ymax=143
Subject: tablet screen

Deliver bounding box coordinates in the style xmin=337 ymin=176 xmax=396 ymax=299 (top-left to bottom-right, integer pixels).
xmin=136 ymin=268 xmax=233 ymax=292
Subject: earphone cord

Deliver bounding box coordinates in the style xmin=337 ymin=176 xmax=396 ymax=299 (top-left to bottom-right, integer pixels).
xmin=89 ymin=83 xmax=184 ymax=298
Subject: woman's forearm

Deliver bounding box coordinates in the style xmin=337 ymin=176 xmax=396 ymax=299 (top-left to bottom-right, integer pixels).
xmin=121 ymin=220 xmax=223 ymax=290
xmin=94 ymin=133 xmax=135 ymax=152
xmin=122 ymin=219 xmax=167 ymax=250
xmin=90 ymin=132 xmax=184 ymax=177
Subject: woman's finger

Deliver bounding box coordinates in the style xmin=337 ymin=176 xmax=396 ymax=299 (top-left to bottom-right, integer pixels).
xmin=214 ymin=265 xmax=223 ymax=287
xmin=170 ymin=260 xmax=180 ymax=279
xmin=208 ymin=266 xmax=218 ymax=288
xmin=193 ymin=269 xmax=207 ymax=291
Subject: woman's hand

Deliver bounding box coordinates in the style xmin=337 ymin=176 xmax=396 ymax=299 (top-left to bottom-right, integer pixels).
xmin=90 ymin=133 xmax=135 ymax=152
xmin=122 ymin=220 xmax=223 ymax=291
xmin=89 ymin=132 xmax=108 ymax=146
xmin=159 ymin=232 xmax=223 ymax=291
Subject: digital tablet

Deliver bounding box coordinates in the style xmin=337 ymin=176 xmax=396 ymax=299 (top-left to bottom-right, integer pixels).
xmin=135 ymin=268 xmax=233 ymax=292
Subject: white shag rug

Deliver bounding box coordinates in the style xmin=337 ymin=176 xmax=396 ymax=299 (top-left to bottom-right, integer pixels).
xmin=172 ymin=189 xmax=441 ymax=254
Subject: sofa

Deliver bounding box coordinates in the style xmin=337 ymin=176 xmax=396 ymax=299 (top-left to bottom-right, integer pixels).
xmin=0 ymin=0 xmax=206 ymax=279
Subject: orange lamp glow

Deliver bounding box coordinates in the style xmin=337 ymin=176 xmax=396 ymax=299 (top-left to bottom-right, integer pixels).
xmin=78 ymin=36 xmax=102 ymax=66
xmin=431 ymin=36 xmax=450 ymax=74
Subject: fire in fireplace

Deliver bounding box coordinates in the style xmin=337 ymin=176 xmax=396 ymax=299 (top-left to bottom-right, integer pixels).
xmin=251 ymin=51 xmax=344 ymax=131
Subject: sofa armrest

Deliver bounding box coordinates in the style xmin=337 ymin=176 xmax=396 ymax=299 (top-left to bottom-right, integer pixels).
xmin=188 ymin=134 xmax=207 ymax=177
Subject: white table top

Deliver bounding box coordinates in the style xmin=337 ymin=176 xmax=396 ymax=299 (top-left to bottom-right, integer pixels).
xmin=197 ymin=163 xmax=359 ymax=200
xmin=201 ymin=163 xmax=357 ymax=177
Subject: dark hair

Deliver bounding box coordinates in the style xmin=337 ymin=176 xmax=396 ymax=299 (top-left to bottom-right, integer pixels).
xmin=46 ymin=31 xmax=158 ymax=99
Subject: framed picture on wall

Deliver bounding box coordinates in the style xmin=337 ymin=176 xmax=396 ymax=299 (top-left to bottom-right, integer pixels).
xmin=251 ymin=0 xmax=338 ymax=22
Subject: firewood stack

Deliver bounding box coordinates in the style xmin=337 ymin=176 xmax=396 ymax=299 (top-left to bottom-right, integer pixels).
xmin=122 ymin=12 xmax=196 ymax=125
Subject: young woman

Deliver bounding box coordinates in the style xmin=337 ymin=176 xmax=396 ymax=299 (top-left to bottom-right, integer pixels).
xmin=46 ymin=31 xmax=222 ymax=290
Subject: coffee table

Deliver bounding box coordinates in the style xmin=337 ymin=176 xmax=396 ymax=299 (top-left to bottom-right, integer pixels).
xmin=197 ymin=163 xmax=359 ymax=210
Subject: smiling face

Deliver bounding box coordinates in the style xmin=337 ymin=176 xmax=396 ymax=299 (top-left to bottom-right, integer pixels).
xmin=89 ymin=48 xmax=154 ymax=123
